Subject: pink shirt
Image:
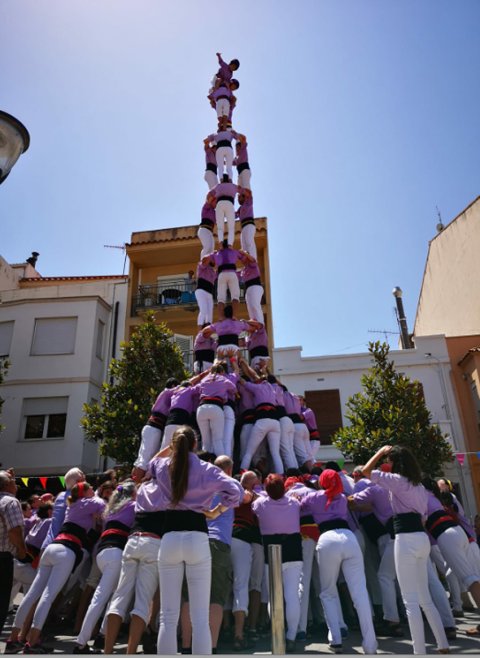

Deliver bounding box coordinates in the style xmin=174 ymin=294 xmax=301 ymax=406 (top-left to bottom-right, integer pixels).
xmin=252 ymin=495 xmax=301 ymax=535
xmin=370 ymin=470 xmax=428 ymax=517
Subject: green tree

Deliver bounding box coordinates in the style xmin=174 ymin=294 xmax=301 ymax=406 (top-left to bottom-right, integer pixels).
xmin=82 ymin=312 xmax=187 ymax=465
xmin=333 ymin=341 xmax=453 ymax=475
xmin=0 ymin=358 xmax=10 ymax=433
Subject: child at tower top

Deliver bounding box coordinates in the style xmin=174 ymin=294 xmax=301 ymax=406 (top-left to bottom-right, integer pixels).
xmin=214 ymin=52 xmax=240 ymax=86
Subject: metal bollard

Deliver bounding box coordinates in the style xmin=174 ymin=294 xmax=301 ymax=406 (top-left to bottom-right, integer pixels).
xmin=268 ymin=544 xmax=285 ymax=654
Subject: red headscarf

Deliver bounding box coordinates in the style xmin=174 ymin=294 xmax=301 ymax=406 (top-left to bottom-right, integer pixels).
xmin=319 ymin=469 xmax=343 ymax=508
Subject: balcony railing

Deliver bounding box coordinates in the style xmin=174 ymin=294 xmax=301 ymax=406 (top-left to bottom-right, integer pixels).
xmin=132 ymin=279 xmax=265 ymax=316
xmin=180 ymin=348 xmax=251 ymax=374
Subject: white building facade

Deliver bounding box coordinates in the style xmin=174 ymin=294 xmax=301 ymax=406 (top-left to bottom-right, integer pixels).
xmin=273 ymin=334 xmax=477 ymax=518
xmin=0 ymin=258 xmax=128 ymax=476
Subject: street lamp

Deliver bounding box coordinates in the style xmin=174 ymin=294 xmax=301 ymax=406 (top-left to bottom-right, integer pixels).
xmin=0 ymin=110 xmax=30 ymax=184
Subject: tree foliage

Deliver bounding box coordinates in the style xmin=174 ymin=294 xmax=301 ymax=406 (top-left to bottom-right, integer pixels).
xmin=333 ymin=341 xmax=453 ymax=476
xmin=0 ymin=358 xmax=10 ymax=433
xmin=81 ymin=312 xmax=187 ymax=465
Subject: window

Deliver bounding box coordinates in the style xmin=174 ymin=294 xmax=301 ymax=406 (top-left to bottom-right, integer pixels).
xmin=96 ymin=319 xmax=105 ymax=359
xmin=173 ymin=334 xmax=193 ymax=372
xmin=22 ymin=397 xmax=68 ymax=440
xmin=31 ymin=317 xmax=77 ymax=355
xmin=0 ymin=320 xmax=14 ymax=356
xmin=304 ymin=389 xmax=343 ymax=445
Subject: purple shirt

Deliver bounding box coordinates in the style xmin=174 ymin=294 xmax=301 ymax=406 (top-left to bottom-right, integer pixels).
xmin=196 ymin=262 xmax=217 ymax=285
xmin=216 ymin=56 xmax=232 ymax=84
xmin=213 ymin=181 xmax=238 ymax=201
xmin=206 ymin=129 xmax=238 ymax=146
xmin=25 ymin=518 xmax=52 ymax=550
xmin=64 ymin=496 xmax=106 ymax=532
xmin=271 ymin=382 xmax=285 ymax=407
xmin=201 ymin=201 xmax=216 ymax=223
xmin=194 ymin=331 xmax=217 ymax=353
xmin=211 ymin=85 xmax=232 ymax=101
xmin=192 ymin=373 xmax=237 ymax=403
xmin=252 ymin=495 xmax=301 ymax=535
xmin=284 ymin=391 xmax=302 ymax=417
xmin=370 ymin=470 xmax=428 ymax=517
xmin=300 ymin=490 xmax=349 ymax=524
xmin=352 ymin=481 xmax=394 ymax=526
xmin=233 ymin=142 xmax=249 ymax=166
xmin=236 ymin=198 xmax=254 ymax=221
xmin=210 ymin=247 xmax=241 ymax=269
xmin=169 ymin=386 xmax=198 ymax=414
xmin=150 ymin=453 xmax=244 ymax=512
xmin=240 ymin=259 xmax=261 ymax=284
xmin=302 ymin=407 xmax=318 ymax=433
xmin=151 ymin=387 xmax=175 ymax=417
xmin=238 ymin=385 xmax=255 ymax=414
xmin=426 ymin=491 xmax=444 ymax=517
xmin=209 ymin=318 xmax=250 ymax=338
xmin=205 ymin=146 xmax=217 ymax=167
xmin=105 ymin=500 xmax=136 ymax=528
xmin=243 ymin=380 xmax=276 ymax=407
xmin=246 ymin=326 xmax=268 ymax=351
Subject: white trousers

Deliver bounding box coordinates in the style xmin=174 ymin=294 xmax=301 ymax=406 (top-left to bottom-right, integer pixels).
xmin=197 ymin=226 xmax=215 ymax=259
xmin=223 ymin=404 xmax=235 ymax=457
xmin=376 ymin=533 xmax=400 ymax=623
xmin=293 ymin=422 xmax=311 ymax=466
xmin=10 ymin=560 xmax=36 ymax=605
xmin=279 ymin=416 xmax=298 ymax=470
xmin=265 ymin=562 xmax=302 ymax=641
xmin=239 ymin=423 xmax=253 ymax=460
xmin=204 ymin=170 xmax=218 ymax=190
xmin=195 ymin=289 xmax=214 ymax=326
xmin=240 ymin=223 xmax=256 ymax=258
xmin=316 ymin=529 xmax=378 ymax=654
xmin=245 ymin=284 xmax=264 ymax=323
xmin=14 ymin=543 xmax=75 ymax=632
xmin=427 ymin=556 xmax=455 ymax=627
xmin=238 ymin=169 xmax=251 ymax=190
xmin=231 ymin=538 xmax=264 ymax=613
xmin=394 ymin=532 xmax=448 ymax=654
xmin=298 ymin=537 xmax=315 ymax=633
xmin=158 ymin=531 xmax=212 ymax=655
xmin=437 ymin=525 xmax=480 ymax=590
xmin=197 ymin=403 xmax=225 ymax=456
xmin=77 ymin=547 xmax=123 ymax=646
xmin=430 ymin=544 xmax=463 ymax=610
xmin=194 ymin=360 xmax=213 ymax=375
xmin=216 ymin=146 xmax=233 ymax=180
xmin=107 ymin=534 xmax=160 ymax=624
xmin=215 ymin=98 xmax=230 ymax=118
xmin=162 ymin=424 xmax=181 ymax=449
xmin=135 ymin=424 xmax=163 ymax=471
xmin=240 ymin=418 xmax=283 ymax=474
xmin=215 ymin=201 xmax=235 ymax=246
xmin=217 ymin=270 xmax=240 ymax=303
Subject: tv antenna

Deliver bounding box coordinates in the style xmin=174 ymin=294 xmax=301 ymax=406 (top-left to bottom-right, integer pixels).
xmin=368 ymin=328 xmax=400 ymax=345
xmin=104 ymin=244 xmax=127 ymax=275
xmin=435 ymin=206 xmax=444 ymax=233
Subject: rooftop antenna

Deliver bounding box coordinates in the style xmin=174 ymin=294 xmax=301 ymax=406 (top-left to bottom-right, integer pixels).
xmin=104 ymin=244 xmax=127 ymax=275
xmin=435 ymin=206 xmax=444 ymax=233
xmin=367 ymin=329 xmax=400 ymax=345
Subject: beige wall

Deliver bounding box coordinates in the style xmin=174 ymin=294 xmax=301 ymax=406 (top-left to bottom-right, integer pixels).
xmin=415 ymin=197 xmax=480 ymax=337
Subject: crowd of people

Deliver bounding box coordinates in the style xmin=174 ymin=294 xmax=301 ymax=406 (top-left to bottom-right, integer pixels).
xmin=1 ymin=53 xmax=480 ymax=656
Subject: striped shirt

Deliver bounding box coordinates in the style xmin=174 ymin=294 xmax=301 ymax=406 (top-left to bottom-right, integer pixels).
xmin=0 ymin=492 xmax=24 ymax=554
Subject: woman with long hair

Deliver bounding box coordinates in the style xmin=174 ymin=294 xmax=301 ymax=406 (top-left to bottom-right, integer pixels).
xmin=362 ymin=445 xmax=449 ymax=654
xmin=8 ymin=482 xmax=105 ymax=654
xmin=74 ymin=480 xmax=137 ymax=654
xmin=301 ymin=469 xmax=377 ymax=654
xmin=155 ymin=425 xmax=243 ymax=654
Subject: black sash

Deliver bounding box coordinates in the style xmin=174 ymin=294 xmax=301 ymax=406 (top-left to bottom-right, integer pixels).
xmin=393 ymin=512 xmax=425 ymax=535
xmin=131 ymin=511 xmax=165 ymax=536
xmin=262 ymin=533 xmax=302 ymax=563
xmin=97 ymin=520 xmax=131 ymax=552
xmin=147 ymin=411 xmax=167 ymax=431
xmin=196 ymin=278 xmax=214 ymax=294
xmin=206 ymin=163 xmax=217 ymax=173
xmin=165 ymin=408 xmax=191 ymax=426
xmin=237 ymin=162 xmax=250 ymax=173
xmin=218 ymin=333 xmax=239 ymax=346
xmin=241 ymin=218 xmax=255 ymax=228
xmin=289 ymin=413 xmax=302 ymax=424
xmin=218 ymin=263 xmax=236 ymax=273
xmin=245 ymin=277 xmax=262 ymax=290
xmin=249 ymin=345 xmax=269 ymax=359
xmin=217 ymin=195 xmax=234 ymax=203
xmin=217 ymin=140 xmax=232 ymax=148
xmin=163 ymin=510 xmax=208 ymax=534
xmin=255 ymin=403 xmax=278 ymax=421
xmin=194 ymin=348 xmax=215 ymax=362
xmin=426 ymin=509 xmax=458 ymax=540
xmin=359 ymin=513 xmax=390 ymax=543
xmin=318 ymin=519 xmax=350 ymax=533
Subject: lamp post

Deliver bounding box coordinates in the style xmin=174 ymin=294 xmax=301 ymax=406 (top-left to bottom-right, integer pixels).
xmin=0 ymin=110 xmax=30 ymax=184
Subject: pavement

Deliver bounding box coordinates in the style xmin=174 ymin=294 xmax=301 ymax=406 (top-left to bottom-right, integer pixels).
xmin=2 ymin=606 xmax=480 ymax=655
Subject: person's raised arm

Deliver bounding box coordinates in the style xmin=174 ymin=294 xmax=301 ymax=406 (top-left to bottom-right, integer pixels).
xmin=238 ymin=355 xmax=261 ymax=382
xmin=202 ymin=323 xmax=215 ymax=338
xmin=361 ymin=445 xmax=392 ymax=479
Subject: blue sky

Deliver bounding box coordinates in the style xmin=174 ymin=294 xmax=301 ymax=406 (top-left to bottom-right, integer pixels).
xmin=2 ymin=0 xmax=479 ymax=355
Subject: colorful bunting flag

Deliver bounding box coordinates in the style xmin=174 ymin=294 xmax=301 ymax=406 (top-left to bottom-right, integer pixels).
xmin=59 ymin=476 xmax=66 ymax=488
xmin=456 ymin=453 xmax=465 ymax=466
xmin=21 ymin=478 xmax=29 ymax=487
xmin=39 ymin=477 xmax=48 ymax=489
xmin=337 ymin=458 xmax=345 ymax=469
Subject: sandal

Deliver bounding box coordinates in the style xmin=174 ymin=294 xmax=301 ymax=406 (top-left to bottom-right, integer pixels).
xmin=465 ymin=624 xmax=480 ymax=636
